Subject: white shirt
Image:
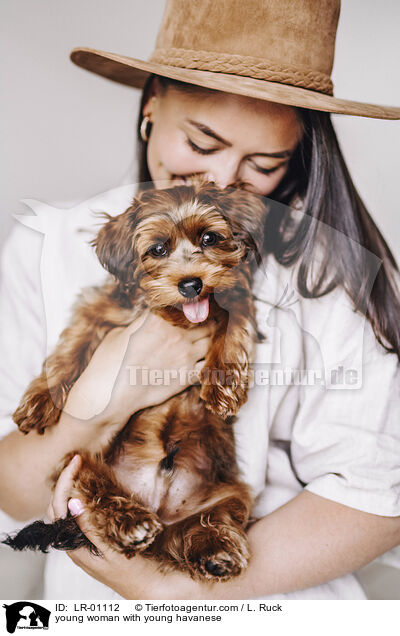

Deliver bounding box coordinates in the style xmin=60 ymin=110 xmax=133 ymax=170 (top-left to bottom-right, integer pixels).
xmin=1 ymin=184 xmax=399 ymax=600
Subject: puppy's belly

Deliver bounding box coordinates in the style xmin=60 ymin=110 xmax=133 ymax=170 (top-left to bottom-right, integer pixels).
xmin=115 ymin=462 xmax=167 ymax=513
xmin=156 ymin=468 xmax=206 ymax=524
xmin=113 ymin=460 xmax=204 ymax=525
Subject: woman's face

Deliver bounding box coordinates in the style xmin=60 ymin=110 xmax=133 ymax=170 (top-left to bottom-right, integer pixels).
xmin=144 ymin=84 xmax=303 ymax=196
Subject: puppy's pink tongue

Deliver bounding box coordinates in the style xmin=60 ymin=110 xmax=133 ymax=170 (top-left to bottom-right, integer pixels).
xmin=182 ymin=296 xmax=209 ymax=323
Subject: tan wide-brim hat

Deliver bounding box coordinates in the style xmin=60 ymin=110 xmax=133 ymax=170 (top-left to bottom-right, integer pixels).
xmin=70 ymin=0 xmax=400 ymax=120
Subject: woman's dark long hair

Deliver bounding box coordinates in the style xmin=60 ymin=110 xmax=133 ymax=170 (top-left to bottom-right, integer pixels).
xmin=136 ymin=76 xmax=400 ymax=361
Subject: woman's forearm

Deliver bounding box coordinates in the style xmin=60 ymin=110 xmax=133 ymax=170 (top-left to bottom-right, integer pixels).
xmin=0 ymin=328 xmax=155 ymax=523
xmin=202 ymin=490 xmax=400 ymax=599
xmin=0 ymin=388 xmax=141 ymax=522
xmin=0 ymin=411 xmax=102 ymax=521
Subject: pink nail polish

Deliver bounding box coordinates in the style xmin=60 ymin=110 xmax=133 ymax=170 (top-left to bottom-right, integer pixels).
xmin=68 ymin=498 xmax=84 ymax=516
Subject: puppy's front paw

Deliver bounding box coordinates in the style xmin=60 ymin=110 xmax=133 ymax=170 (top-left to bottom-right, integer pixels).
xmin=200 ymin=366 xmax=249 ymax=416
xmin=13 ymin=388 xmax=62 ymax=435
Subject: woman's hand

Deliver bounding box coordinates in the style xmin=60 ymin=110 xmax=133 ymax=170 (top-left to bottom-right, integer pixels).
xmin=63 ymin=311 xmax=213 ymax=437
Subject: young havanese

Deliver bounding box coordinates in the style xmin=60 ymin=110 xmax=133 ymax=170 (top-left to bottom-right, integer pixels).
xmin=3 ymin=181 xmax=268 ymax=581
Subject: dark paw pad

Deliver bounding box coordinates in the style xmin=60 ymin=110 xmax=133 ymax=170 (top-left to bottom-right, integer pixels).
xmin=197 ymin=550 xmax=247 ymax=580
xmin=204 ymin=559 xmax=230 ymax=577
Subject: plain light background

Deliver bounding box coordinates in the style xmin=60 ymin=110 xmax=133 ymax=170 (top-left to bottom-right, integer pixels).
xmin=0 ymin=0 xmax=399 ymax=600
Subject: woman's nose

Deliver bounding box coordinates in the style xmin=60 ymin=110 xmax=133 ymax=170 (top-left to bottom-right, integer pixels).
xmin=206 ymin=158 xmax=241 ymax=189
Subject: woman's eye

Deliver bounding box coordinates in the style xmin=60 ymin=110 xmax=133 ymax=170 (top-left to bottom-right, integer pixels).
xmin=186 ymin=139 xmax=284 ymax=175
xmin=148 ymin=243 xmax=168 ymax=257
xmin=201 ymin=232 xmax=221 ymax=247
xmin=186 ymin=138 xmax=218 ymax=155
xmin=250 ymin=161 xmax=281 ymax=176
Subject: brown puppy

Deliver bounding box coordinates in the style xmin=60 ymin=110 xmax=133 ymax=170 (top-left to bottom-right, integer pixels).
xmin=7 ymin=182 xmax=268 ymax=580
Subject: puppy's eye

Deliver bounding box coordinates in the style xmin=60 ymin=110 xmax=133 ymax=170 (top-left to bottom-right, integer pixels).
xmin=148 ymin=243 xmax=168 ymax=258
xmin=201 ymin=232 xmax=222 ymax=247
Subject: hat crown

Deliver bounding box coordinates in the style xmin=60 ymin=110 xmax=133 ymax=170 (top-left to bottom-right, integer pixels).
xmin=152 ymin=0 xmax=340 ymax=95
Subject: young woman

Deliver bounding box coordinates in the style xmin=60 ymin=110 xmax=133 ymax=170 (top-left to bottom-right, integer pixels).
xmin=1 ymin=0 xmax=400 ymax=599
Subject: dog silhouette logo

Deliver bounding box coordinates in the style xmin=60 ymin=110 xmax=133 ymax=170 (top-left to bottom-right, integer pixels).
xmin=2 ymin=602 xmax=50 ymax=633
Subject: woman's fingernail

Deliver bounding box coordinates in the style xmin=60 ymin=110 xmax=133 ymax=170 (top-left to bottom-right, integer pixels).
xmin=68 ymin=498 xmax=84 ymax=516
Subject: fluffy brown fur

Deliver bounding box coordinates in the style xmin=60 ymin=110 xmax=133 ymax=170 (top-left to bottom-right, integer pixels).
xmin=6 ymin=182 xmax=268 ymax=581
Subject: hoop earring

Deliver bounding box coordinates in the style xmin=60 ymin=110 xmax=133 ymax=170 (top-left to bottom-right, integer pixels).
xmin=140 ymin=116 xmax=152 ymax=142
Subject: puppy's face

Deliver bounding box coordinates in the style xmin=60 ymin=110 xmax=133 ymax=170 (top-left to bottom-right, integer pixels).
xmin=94 ymin=184 xmax=267 ymax=323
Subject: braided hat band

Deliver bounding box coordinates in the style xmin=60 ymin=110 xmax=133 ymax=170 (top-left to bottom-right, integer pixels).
xmin=150 ymin=48 xmax=334 ymax=95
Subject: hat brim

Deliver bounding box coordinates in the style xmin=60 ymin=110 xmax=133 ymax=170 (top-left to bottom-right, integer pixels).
xmin=70 ymin=47 xmax=400 ymax=120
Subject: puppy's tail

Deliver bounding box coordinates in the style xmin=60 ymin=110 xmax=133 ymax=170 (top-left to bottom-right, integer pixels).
xmin=2 ymin=517 xmax=100 ymax=555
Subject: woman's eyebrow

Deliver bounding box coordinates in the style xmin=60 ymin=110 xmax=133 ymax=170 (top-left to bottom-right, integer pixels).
xmin=186 ymin=119 xmax=231 ymax=145
xmin=185 ymin=119 xmax=292 ymax=158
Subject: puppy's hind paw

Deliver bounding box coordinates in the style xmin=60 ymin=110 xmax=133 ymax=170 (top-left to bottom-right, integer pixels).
xmin=111 ymin=509 xmax=163 ymax=558
xmin=197 ymin=549 xmax=249 ymax=580
xmin=132 ymin=519 xmax=162 ymax=547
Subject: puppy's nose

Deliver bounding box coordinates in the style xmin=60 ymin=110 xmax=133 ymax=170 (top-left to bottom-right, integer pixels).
xmin=178 ymin=277 xmax=203 ymax=298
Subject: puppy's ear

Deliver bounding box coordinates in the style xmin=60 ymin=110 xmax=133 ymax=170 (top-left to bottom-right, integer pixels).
xmin=221 ymin=189 xmax=269 ymax=265
xmin=92 ymin=199 xmax=141 ymax=288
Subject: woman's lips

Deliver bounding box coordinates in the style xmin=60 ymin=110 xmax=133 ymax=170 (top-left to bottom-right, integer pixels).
xmin=171 ymin=174 xmax=188 ymax=185
xmin=182 ymin=296 xmax=209 ymax=323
